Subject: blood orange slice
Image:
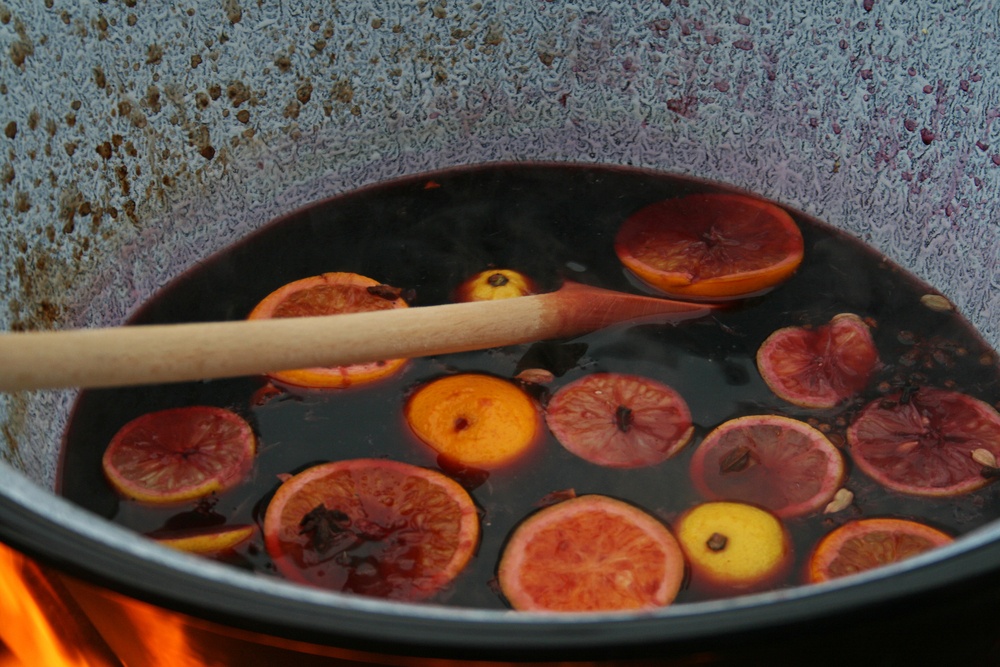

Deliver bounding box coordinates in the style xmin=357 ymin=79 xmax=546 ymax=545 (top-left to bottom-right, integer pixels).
xmin=248 ymin=272 xmax=409 ymax=388
xmin=544 ymin=373 xmax=693 ymax=468
xmin=847 ymin=387 xmax=1000 ymax=497
xmin=263 ymin=458 xmax=479 ymax=601
xmin=689 ymin=415 xmax=845 ymax=518
xmin=808 ymin=518 xmax=953 ymax=583
xmin=497 ymin=495 xmax=686 ymax=612
xmin=614 ymin=193 xmax=804 ymax=300
xmin=404 ymin=374 xmax=541 ymax=468
xmin=756 ymin=313 xmax=880 ymax=408
xmin=102 ymin=406 xmax=256 ymax=505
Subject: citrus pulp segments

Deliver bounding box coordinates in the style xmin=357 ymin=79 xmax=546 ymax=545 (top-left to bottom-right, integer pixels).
xmin=756 ymin=313 xmax=880 ymax=408
xmin=807 ymin=518 xmax=953 ymax=583
xmin=102 ymin=406 xmax=256 ymax=505
xmin=263 ymin=458 xmax=479 ymax=601
xmin=613 ymin=193 xmax=804 ymax=300
xmin=689 ymin=414 xmax=846 ymax=518
xmin=497 ymin=494 xmax=686 ymax=612
xmin=247 ymin=272 xmax=409 ymax=388
xmin=847 ymin=387 xmax=1000 ymax=497
xmin=544 ymin=373 xmax=694 ymax=468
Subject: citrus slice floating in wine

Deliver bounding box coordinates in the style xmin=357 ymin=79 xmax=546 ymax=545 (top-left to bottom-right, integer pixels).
xmin=263 ymin=458 xmax=479 ymax=601
xmin=497 ymin=494 xmax=686 ymax=612
xmin=153 ymin=524 xmax=255 ymax=554
xmin=689 ymin=415 xmax=845 ymax=518
xmin=756 ymin=313 xmax=880 ymax=408
xmin=614 ymin=193 xmax=804 ymax=300
xmin=102 ymin=406 xmax=256 ymax=505
xmin=847 ymin=387 xmax=1000 ymax=497
xmin=404 ymin=374 xmax=541 ymax=469
xmin=248 ymin=272 xmax=409 ymax=388
xmin=807 ymin=518 xmax=953 ymax=583
xmin=544 ymin=373 xmax=694 ymax=468
xmin=675 ymin=501 xmax=791 ymax=591
xmin=454 ymin=269 xmax=537 ymax=301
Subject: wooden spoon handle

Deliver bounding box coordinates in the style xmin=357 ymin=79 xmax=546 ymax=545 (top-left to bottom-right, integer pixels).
xmin=0 ymin=283 xmax=712 ymax=391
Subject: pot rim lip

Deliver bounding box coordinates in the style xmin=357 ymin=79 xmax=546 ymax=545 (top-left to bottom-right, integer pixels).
xmin=4 ymin=461 xmax=1000 ymax=659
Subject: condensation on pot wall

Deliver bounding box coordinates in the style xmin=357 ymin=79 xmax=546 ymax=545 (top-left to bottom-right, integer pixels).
xmin=0 ymin=1 xmax=998 ymax=486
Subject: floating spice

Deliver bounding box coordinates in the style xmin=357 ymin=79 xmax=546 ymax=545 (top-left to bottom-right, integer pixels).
xmin=920 ymin=294 xmax=953 ymax=312
xmin=719 ymin=446 xmax=755 ymax=474
xmin=706 ymin=532 xmax=728 ymax=552
xmin=823 ymin=488 xmax=854 ymax=514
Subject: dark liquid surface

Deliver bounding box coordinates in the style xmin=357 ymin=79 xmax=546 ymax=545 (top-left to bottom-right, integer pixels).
xmin=59 ymin=163 xmax=1000 ymax=609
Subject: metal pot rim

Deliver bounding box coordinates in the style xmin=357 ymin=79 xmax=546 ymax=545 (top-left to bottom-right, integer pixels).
xmin=3 ymin=459 xmax=1000 ymax=661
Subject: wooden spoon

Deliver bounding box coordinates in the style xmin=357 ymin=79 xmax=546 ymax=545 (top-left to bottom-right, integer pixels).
xmin=0 ymin=281 xmax=717 ymax=392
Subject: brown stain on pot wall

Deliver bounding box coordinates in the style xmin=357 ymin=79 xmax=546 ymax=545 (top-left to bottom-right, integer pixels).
xmin=9 ymin=18 xmax=33 ymax=67
xmin=227 ymin=81 xmax=251 ymax=107
xmin=1 ymin=400 xmax=27 ymax=469
xmin=274 ymin=55 xmax=292 ymax=73
xmin=146 ymin=43 xmax=163 ymax=65
xmin=57 ymin=185 xmax=85 ymax=236
xmin=13 ymin=191 xmax=29 ymax=213
xmin=145 ymin=86 xmax=161 ymax=114
xmin=296 ymin=81 xmax=313 ymax=105
xmin=223 ymin=0 xmax=242 ymax=25
xmin=7 ymin=242 xmax=71 ymax=334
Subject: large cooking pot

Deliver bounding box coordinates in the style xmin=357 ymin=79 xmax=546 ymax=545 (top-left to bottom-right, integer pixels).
xmin=2 ymin=2 xmax=999 ymax=665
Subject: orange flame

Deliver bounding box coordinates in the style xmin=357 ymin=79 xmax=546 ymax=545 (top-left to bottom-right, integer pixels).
xmin=0 ymin=541 xmax=120 ymax=667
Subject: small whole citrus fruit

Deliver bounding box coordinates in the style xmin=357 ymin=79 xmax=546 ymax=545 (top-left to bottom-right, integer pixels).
xmin=102 ymin=406 xmax=256 ymax=505
xmin=545 ymin=373 xmax=693 ymax=468
xmin=675 ymin=502 xmax=791 ymax=591
xmin=497 ymin=494 xmax=686 ymax=612
xmin=248 ymin=272 xmax=409 ymax=388
xmin=405 ymin=373 xmax=540 ymax=469
xmin=453 ymin=269 xmax=537 ymax=301
xmin=808 ymin=518 xmax=953 ymax=583
xmin=614 ymin=193 xmax=804 ymax=300
xmin=263 ymin=458 xmax=479 ymax=601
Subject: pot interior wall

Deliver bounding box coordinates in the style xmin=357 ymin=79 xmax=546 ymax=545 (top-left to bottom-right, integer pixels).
xmin=0 ymin=0 xmax=997 ymax=548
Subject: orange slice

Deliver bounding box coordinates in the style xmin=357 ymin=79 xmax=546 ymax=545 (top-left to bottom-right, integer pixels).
xmin=675 ymin=502 xmax=791 ymax=591
xmin=614 ymin=193 xmax=804 ymax=300
xmin=404 ymin=374 xmax=541 ymax=469
xmin=689 ymin=415 xmax=845 ymax=518
xmin=247 ymin=272 xmax=409 ymax=388
xmin=544 ymin=373 xmax=693 ymax=468
xmin=756 ymin=313 xmax=880 ymax=408
xmin=453 ymin=269 xmax=537 ymax=301
xmin=102 ymin=406 xmax=256 ymax=505
xmin=263 ymin=458 xmax=479 ymax=601
xmin=497 ymin=495 xmax=686 ymax=612
xmin=153 ymin=524 xmax=255 ymax=554
xmin=847 ymin=387 xmax=1000 ymax=497
xmin=807 ymin=518 xmax=953 ymax=583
